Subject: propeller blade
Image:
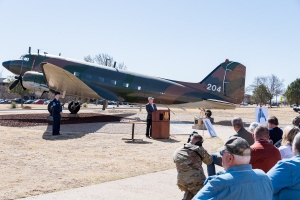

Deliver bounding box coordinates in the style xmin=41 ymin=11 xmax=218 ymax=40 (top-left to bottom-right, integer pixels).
xmin=9 ymin=79 xmax=20 ymax=90
xmin=19 ymin=77 xmax=26 ymax=90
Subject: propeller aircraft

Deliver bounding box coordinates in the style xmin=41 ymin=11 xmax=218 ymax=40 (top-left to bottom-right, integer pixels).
xmin=2 ymin=47 xmax=246 ymax=114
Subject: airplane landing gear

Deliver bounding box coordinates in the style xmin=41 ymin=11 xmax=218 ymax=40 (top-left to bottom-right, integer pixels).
xmin=68 ymin=101 xmax=80 ymax=114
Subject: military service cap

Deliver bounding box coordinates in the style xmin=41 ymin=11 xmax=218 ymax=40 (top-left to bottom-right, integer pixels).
xmin=218 ymin=136 xmax=251 ymax=156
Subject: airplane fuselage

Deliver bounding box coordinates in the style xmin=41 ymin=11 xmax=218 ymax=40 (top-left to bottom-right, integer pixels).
xmin=2 ymin=53 xmax=246 ymax=109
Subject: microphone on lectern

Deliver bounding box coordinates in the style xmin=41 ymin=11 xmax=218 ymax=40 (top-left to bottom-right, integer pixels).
xmin=158 ymin=100 xmax=175 ymax=115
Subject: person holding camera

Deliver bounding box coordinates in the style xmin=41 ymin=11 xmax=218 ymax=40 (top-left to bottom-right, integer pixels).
xmin=173 ymin=133 xmax=212 ymax=200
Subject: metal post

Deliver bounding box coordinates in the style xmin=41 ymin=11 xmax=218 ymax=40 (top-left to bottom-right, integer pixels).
xmin=132 ymin=123 xmax=135 ymax=140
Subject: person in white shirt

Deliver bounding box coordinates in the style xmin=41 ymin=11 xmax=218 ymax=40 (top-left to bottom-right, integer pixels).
xmin=279 ymin=126 xmax=300 ymax=159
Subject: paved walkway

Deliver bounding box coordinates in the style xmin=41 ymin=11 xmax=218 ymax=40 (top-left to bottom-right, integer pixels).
xmin=21 ymin=126 xmax=232 ymax=200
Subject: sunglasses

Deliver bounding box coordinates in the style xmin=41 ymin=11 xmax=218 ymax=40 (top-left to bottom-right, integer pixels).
xmin=220 ymin=150 xmax=231 ymax=156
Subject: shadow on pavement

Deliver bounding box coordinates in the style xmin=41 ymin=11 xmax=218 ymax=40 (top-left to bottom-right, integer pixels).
xmin=124 ymin=140 xmax=153 ymax=144
xmin=151 ymin=138 xmax=181 ymax=143
xmin=42 ymin=122 xmax=107 ymax=140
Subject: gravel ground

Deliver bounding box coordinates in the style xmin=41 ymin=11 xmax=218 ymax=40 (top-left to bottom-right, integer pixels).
xmin=0 ymin=105 xmax=297 ymax=200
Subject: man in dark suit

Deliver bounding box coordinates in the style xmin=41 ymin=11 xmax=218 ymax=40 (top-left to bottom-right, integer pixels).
xmin=52 ymin=91 xmax=62 ymax=135
xmin=145 ymin=97 xmax=157 ymax=138
xmin=231 ymin=117 xmax=254 ymax=145
xmin=207 ymin=117 xmax=254 ymax=176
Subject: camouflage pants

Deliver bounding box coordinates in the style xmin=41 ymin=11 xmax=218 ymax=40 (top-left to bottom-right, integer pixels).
xmin=177 ymin=182 xmax=203 ymax=200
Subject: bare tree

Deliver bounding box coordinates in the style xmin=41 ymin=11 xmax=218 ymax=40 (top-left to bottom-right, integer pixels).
xmin=84 ymin=54 xmax=128 ymax=70
xmin=94 ymin=54 xmax=114 ymax=66
xmin=117 ymin=62 xmax=127 ymax=70
xmin=247 ymin=75 xmax=284 ymax=105
xmin=265 ymin=74 xmax=284 ymax=105
xmin=83 ymin=55 xmax=94 ymax=63
xmin=246 ymin=76 xmax=267 ymax=93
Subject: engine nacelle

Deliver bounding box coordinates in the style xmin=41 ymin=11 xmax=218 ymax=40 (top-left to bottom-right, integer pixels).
xmin=22 ymin=71 xmax=49 ymax=95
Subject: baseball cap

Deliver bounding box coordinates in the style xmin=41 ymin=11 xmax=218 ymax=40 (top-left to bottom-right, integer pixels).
xmin=54 ymin=91 xmax=60 ymax=95
xmin=218 ymin=136 xmax=251 ymax=156
xmin=148 ymin=97 xmax=154 ymax=100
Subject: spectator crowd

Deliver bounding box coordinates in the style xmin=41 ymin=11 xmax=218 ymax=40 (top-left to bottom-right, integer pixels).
xmin=173 ymin=115 xmax=300 ymax=200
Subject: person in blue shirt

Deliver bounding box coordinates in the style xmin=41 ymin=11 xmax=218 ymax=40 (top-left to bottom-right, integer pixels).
xmin=206 ymin=117 xmax=254 ymax=176
xmin=267 ymin=132 xmax=300 ymax=200
xmin=52 ymin=91 xmax=62 ymax=135
xmin=193 ymin=137 xmax=273 ymax=200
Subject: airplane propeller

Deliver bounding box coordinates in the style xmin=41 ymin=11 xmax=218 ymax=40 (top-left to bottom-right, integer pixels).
xmin=9 ymin=59 xmax=26 ymax=91
xmin=9 ymin=75 xmax=26 ymax=90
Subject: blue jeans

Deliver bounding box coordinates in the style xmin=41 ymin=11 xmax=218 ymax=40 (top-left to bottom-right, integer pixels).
xmin=207 ymin=154 xmax=222 ymax=176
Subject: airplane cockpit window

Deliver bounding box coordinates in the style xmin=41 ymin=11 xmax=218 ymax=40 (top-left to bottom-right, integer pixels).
xmin=20 ymin=55 xmax=29 ymax=61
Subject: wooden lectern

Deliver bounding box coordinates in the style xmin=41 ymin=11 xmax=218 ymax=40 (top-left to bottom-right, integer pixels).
xmin=152 ymin=110 xmax=170 ymax=139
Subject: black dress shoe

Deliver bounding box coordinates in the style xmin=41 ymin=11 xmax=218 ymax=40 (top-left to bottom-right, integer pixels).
xmin=146 ymin=135 xmax=150 ymax=138
xmin=52 ymin=133 xmax=61 ymax=136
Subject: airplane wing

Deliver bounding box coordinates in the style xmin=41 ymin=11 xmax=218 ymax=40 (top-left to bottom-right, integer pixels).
xmin=173 ymin=99 xmax=236 ymax=110
xmin=40 ymin=62 xmax=102 ymax=99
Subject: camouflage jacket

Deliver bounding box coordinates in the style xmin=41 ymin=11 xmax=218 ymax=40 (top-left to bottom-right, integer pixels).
xmin=173 ymin=143 xmax=213 ymax=189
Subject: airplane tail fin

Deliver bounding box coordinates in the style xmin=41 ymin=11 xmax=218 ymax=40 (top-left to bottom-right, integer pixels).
xmin=178 ymin=60 xmax=246 ymax=104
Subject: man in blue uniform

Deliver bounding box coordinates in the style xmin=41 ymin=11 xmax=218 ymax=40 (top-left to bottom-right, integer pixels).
xmin=145 ymin=97 xmax=157 ymax=138
xmin=52 ymin=91 xmax=62 ymax=135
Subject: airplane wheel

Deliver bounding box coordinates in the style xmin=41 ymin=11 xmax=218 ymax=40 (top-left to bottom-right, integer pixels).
xmin=205 ymin=110 xmax=212 ymax=118
xmin=47 ymin=101 xmax=53 ymax=115
xmin=68 ymin=101 xmax=80 ymax=114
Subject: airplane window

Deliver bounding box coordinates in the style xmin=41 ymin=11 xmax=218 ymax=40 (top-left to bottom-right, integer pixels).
xmin=99 ymin=77 xmax=104 ymax=82
xmin=34 ymin=75 xmax=43 ymax=84
xmin=137 ymin=86 xmax=141 ymax=90
xmin=123 ymin=83 xmax=129 ymax=87
xmin=86 ymin=75 xmax=92 ymax=79
xmin=111 ymin=80 xmax=116 ymax=85
xmin=23 ymin=57 xmax=29 ymax=61
xmin=41 ymin=77 xmax=46 ymax=85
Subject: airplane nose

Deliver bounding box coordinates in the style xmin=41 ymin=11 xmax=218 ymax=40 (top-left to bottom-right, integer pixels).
xmin=2 ymin=60 xmax=10 ymax=69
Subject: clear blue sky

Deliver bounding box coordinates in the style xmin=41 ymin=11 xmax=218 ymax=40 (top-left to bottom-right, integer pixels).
xmin=1 ymin=0 xmax=299 ymax=93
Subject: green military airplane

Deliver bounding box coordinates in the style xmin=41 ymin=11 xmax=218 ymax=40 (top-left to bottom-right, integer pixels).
xmin=2 ymin=47 xmax=246 ymax=114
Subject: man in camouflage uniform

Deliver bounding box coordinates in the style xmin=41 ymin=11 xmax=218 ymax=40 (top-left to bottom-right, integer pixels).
xmin=173 ymin=134 xmax=212 ymax=200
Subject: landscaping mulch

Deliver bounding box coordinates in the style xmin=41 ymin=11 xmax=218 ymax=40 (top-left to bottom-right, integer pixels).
xmin=0 ymin=113 xmax=123 ymax=127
